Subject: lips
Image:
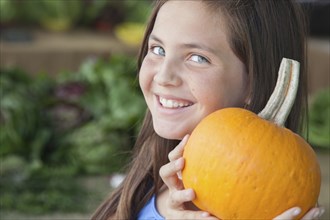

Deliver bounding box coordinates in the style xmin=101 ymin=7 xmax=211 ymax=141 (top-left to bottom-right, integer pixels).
xmin=158 ymin=96 xmax=193 ymax=109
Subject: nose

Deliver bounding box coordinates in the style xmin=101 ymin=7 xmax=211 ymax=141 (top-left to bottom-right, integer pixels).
xmin=153 ymin=58 xmax=182 ymax=87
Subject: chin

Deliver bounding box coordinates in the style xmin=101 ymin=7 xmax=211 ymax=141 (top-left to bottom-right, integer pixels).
xmin=154 ymin=126 xmax=185 ymax=140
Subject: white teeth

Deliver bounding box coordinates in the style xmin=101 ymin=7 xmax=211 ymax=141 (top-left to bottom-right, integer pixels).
xmin=159 ymin=97 xmax=192 ymax=108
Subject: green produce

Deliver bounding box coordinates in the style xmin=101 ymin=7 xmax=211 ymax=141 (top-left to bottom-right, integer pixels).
xmin=23 ymin=0 xmax=82 ymax=31
xmin=0 ymin=55 xmax=145 ymax=214
xmin=308 ymin=88 xmax=330 ymax=148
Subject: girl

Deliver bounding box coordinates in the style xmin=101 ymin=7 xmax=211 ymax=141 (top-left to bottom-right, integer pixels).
xmin=92 ymin=0 xmax=325 ymax=219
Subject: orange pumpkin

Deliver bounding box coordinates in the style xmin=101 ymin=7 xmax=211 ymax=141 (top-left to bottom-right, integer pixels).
xmin=182 ymin=58 xmax=321 ymax=220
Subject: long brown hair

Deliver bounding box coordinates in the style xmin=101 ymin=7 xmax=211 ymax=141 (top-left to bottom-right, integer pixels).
xmin=92 ymin=0 xmax=308 ymax=219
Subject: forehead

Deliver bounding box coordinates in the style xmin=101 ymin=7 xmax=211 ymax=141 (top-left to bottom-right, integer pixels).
xmin=158 ymin=0 xmax=210 ymax=21
xmin=152 ymin=0 xmax=229 ymax=47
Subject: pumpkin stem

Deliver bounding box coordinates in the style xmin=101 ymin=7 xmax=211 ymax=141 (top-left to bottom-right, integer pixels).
xmin=258 ymin=58 xmax=300 ymax=126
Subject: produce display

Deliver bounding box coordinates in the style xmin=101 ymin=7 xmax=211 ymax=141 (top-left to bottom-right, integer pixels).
xmin=182 ymin=58 xmax=321 ymax=220
xmin=114 ymin=22 xmax=145 ymax=46
xmin=308 ymin=88 xmax=330 ymax=148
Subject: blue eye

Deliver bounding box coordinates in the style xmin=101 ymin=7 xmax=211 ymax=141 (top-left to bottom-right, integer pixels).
xmin=190 ymin=55 xmax=209 ymax=64
xmin=152 ymin=46 xmax=165 ymax=56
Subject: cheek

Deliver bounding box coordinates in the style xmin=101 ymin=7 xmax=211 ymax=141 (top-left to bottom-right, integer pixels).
xmin=198 ymin=87 xmax=226 ymax=110
xmin=138 ymin=71 xmax=148 ymax=93
xmin=190 ymin=75 xmax=226 ymax=107
xmin=190 ymin=73 xmax=246 ymax=110
xmin=139 ymin=58 xmax=155 ymax=93
xmin=225 ymin=69 xmax=249 ymax=106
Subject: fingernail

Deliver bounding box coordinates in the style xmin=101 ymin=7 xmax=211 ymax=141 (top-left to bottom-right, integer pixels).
xmin=292 ymin=207 xmax=301 ymax=216
xmin=313 ymin=210 xmax=320 ymax=219
xmin=185 ymin=189 xmax=194 ymax=199
xmin=201 ymin=212 xmax=210 ymax=217
xmin=177 ymin=171 xmax=182 ymax=180
xmin=175 ymin=158 xmax=184 ymax=168
xmin=181 ymin=134 xmax=189 ymax=145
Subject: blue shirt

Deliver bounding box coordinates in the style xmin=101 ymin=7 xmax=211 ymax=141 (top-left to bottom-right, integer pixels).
xmin=137 ymin=194 xmax=164 ymax=220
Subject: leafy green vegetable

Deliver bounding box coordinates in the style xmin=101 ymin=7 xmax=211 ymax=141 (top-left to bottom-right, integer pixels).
xmin=308 ymin=88 xmax=330 ymax=148
xmin=0 ymin=0 xmax=16 ymax=23
xmin=0 ymin=167 xmax=88 ymax=214
xmin=0 ymin=55 xmax=146 ymax=214
xmin=63 ymin=55 xmax=146 ymax=174
xmin=0 ymin=68 xmax=54 ymax=160
xmin=23 ymin=0 xmax=82 ymax=31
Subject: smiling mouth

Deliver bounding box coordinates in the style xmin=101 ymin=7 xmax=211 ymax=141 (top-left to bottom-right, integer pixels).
xmin=159 ymin=96 xmax=193 ymax=109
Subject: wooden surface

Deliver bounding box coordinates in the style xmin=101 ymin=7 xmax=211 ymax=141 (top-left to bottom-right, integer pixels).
xmin=307 ymin=38 xmax=330 ymax=95
xmin=0 ymin=29 xmax=138 ymax=75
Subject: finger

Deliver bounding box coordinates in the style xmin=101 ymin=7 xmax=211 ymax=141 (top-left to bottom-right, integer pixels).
xmin=168 ymin=134 xmax=189 ymax=162
xmin=159 ymin=157 xmax=185 ymax=190
xmin=167 ymin=189 xmax=219 ymax=220
xmin=168 ymin=135 xmax=189 ymax=181
xmin=301 ymin=207 xmax=325 ymax=220
xmin=273 ymin=207 xmax=301 ymax=220
xmin=168 ymin=188 xmax=195 ymax=209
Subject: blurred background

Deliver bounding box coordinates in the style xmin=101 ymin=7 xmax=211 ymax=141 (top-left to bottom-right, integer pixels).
xmin=0 ymin=0 xmax=329 ymax=219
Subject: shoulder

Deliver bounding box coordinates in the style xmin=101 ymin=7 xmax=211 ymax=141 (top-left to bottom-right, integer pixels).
xmin=137 ymin=194 xmax=164 ymax=220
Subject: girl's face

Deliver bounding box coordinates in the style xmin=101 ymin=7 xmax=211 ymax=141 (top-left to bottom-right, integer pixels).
xmin=139 ymin=0 xmax=248 ymax=140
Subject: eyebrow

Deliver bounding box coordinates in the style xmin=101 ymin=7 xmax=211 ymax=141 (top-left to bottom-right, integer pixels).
xmin=182 ymin=43 xmax=217 ymax=55
xmin=149 ymin=34 xmax=163 ymax=44
xmin=149 ymin=34 xmax=217 ymax=55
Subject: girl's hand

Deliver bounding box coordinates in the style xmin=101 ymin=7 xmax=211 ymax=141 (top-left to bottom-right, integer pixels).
xmin=159 ymin=135 xmax=218 ymax=219
xmin=273 ymin=206 xmax=325 ymax=220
